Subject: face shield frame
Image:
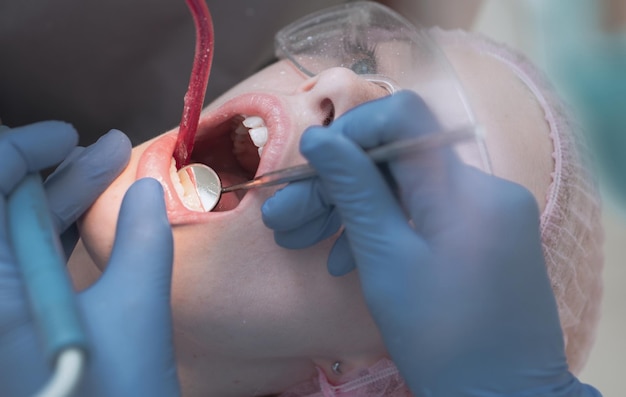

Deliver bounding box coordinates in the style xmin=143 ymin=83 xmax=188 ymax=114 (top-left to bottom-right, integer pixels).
xmin=275 ymin=1 xmax=492 ymax=173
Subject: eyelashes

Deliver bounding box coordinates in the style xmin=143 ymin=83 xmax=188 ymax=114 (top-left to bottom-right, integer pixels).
xmin=343 ymin=36 xmax=379 ymax=75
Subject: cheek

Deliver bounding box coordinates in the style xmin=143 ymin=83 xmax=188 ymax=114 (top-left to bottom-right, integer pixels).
xmin=210 ymin=62 xmax=305 ymax=103
xmin=167 ymin=216 xmax=376 ymax=351
xmin=169 ymin=212 xmax=293 ymax=314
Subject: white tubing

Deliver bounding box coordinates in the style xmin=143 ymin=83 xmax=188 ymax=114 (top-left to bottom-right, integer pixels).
xmin=35 ymin=348 xmax=86 ymax=397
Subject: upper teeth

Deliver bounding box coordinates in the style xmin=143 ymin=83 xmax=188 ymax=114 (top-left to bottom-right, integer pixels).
xmin=235 ymin=115 xmax=267 ymax=156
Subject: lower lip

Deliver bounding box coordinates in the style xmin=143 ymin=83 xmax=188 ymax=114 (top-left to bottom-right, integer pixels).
xmin=136 ymin=133 xmax=243 ymax=224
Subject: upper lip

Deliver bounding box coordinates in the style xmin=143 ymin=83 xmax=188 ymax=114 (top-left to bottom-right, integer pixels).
xmin=137 ymin=92 xmax=293 ymax=224
xmin=197 ymin=93 xmax=292 ymax=177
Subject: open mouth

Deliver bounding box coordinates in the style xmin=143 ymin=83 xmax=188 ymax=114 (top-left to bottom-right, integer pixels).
xmin=180 ymin=114 xmax=267 ymax=212
xmin=137 ymin=93 xmax=290 ymax=224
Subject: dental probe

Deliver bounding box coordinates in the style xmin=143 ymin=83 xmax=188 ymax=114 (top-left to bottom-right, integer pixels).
xmin=222 ymin=125 xmax=478 ymax=193
xmin=178 ymin=125 xmax=478 ymax=212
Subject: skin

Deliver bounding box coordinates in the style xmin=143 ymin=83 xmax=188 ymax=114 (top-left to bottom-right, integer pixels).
xmin=69 ymin=35 xmax=553 ymax=396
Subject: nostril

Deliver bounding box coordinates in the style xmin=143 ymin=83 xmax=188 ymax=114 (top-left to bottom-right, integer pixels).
xmin=321 ymin=98 xmax=335 ymax=126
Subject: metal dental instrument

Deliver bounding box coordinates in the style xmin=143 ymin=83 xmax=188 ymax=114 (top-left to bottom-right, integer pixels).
xmin=222 ymin=125 xmax=478 ymax=193
xmin=180 ymin=125 xmax=477 ymax=212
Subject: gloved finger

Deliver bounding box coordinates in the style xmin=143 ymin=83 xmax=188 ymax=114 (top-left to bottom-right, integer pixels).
xmin=0 ymin=121 xmax=77 ymax=195
xmin=97 ymin=178 xmax=173 ymax=305
xmin=262 ymin=178 xmax=332 ymax=231
xmin=327 ymin=232 xmax=357 ymax=276
xmin=0 ymin=198 xmax=12 ymax=263
xmin=49 ymin=146 xmax=85 ymax=176
xmin=300 ymin=125 xmax=423 ymax=278
xmin=44 ymin=129 xmax=131 ymax=234
xmin=332 ymin=91 xmax=464 ymax=233
xmin=263 ymin=179 xmax=342 ymax=248
xmin=78 ymin=179 xmax=178 ymax=397
xmin=271 ymin=209 xmax=342 ymax=249
xmin=330 ymin=91 xmax=440 ymax=152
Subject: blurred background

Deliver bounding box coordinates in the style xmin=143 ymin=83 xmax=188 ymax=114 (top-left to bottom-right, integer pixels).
xmin=470 ymin=1 xmax=625 ymax=395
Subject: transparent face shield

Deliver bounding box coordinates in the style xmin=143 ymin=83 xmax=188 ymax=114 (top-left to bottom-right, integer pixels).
xmin=275 ymin=1 xmax=491 ymax=172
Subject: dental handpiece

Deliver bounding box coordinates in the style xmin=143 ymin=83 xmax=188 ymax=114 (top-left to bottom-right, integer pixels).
xmin=177 ymin=125 xmax=478 ymax=212
xmin=7 ymin=172 xmax=88 ymax=397
xmin=221 ymin=125 xmax=477 ymax=193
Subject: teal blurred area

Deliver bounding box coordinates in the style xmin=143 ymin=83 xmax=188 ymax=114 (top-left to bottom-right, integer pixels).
xmin=539 ymin=0 xmax=626 ymax=208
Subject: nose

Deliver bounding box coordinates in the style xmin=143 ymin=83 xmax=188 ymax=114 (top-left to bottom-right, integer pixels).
xmin=298 ymin=67 xmax=392 ymax=124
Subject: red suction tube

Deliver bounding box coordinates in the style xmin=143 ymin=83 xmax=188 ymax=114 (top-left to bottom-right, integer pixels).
xmin=173 ymin=0 xmax=214 ymax=169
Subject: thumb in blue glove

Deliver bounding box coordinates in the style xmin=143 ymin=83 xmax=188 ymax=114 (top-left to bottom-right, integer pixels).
xmin=263 ymin=92 xmax=601 ymax=396
xmin=44 ymin=128 xmax=132 ymax=257
xmin=76 ymin=178 xmax=179 ymax=397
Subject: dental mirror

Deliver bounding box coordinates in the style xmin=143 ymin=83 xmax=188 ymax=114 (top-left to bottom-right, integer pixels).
xmin=177 ymin=164 xmax=222 ymax=212
xmin=176 ymin=126 xmax=477 ymax=213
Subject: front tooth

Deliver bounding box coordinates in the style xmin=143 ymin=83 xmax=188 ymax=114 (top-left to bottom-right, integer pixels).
xmin=242 ymin=116 xmax=265 ymax=129
xmin=248 ymin=126 xmax=268 ymax=148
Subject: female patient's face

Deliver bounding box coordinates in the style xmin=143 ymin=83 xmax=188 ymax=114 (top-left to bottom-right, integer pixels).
xmin=79 ymin=60 xmax=394 ymax=380
xmin=78 ymin=35 xmax=556 ymax=391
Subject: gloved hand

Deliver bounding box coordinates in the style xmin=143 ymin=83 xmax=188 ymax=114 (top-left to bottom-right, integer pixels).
xmin=42 ymin=126 xmax=132 ymax=257
xmin=262 ymin=92 xmax=601 ymax=396
xmin=0 ymin=121 xmax=180 ymax=397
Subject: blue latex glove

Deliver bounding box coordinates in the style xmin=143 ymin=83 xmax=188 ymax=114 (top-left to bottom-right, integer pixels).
xmin=262 ymin=92 xmax=601 ymax=396
xmin=0 ymin=121 xmax=180 ymax=397
xmin=43 ymin=127 xmax=133 ymax=257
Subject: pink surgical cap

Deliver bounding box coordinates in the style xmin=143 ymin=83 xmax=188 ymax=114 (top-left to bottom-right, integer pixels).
xmin=432 ymin=28 xmax=604 ymax=375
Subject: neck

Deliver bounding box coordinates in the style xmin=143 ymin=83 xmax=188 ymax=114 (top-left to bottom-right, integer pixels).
xmin=175 ymin=333 xmax=316 ymax=397
xmin=175 ymin=335 xmax=390 ymax=396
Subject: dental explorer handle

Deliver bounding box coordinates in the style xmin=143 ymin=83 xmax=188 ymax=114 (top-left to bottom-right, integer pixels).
xmin=221 ymin=125 xmax=477 ymax=193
